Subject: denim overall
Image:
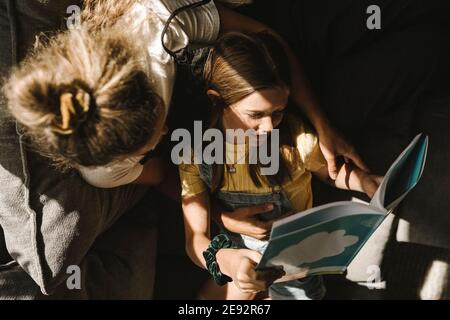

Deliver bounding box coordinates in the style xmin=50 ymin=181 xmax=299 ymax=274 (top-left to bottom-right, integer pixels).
xmin=162 ymin=0 xmax=325 ymax=299
xmin=198 ymin=163 xmax=326 ymax=300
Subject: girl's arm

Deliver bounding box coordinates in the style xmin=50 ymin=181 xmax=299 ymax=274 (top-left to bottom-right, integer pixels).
xmin=182 ymin=192 xmax=213 ymax=269
xmin=182 ymin=193 xmax=284 ymax=293
xmin=216 ymin=3 xmax=369 ymax=179
xmin=314 ymin=163 xmax=383 ymax=199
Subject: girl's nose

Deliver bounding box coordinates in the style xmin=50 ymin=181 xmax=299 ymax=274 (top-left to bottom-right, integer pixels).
xmin=259 ymin=116 xmax=274 ymax=133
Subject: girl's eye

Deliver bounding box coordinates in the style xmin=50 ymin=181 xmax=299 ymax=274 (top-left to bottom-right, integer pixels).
xmin=248 ymin=109 xmax=285 ymax=119
xmin=248 ymin=112 xmax=263 ymax=119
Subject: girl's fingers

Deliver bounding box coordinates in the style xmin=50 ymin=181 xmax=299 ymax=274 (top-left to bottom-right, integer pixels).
xmin=238 ymin=279 xmax=267 ymax=292
xmin=252 ymin=221 xmax=272 ymax=239
xmin=241 ymin=203 xmax=274 ymax=219
xmin=257 ymin=268 xmax=285 ymax=280
xmin=239 ymin=271 xmax=282 ymax=292
xmin=235 ymin=253 xmax=267 ymax=291
xmin=236 ymin=253 xmax=284 ymax=292
xmin=275 ymin=211 xmax=294 ymax=221
xmin=251 ymin=211 xmax=294 ymax=240
xmin=256 ymin=268 xmax=285 ymax=287
xmin=242 ymin=249 xmax=262 ymax=264
xmin=236 ymin=272 xmax=266 ymax=292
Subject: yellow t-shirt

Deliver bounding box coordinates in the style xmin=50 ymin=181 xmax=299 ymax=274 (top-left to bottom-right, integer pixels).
xmin=179 ymin=117 xmax=326 ymax=213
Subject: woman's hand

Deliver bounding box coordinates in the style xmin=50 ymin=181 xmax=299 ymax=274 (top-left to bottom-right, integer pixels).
xmin=217 ymin=248 xmax=285 ymax=294
xmin=317 ymin=124 xmax=370 ymax=180
xmin=211 ymin=202 xmax=293 ymax=240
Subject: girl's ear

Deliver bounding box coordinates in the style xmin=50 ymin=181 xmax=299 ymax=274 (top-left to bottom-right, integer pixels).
xmin=206 ymin=89 xmax=221 ymax=99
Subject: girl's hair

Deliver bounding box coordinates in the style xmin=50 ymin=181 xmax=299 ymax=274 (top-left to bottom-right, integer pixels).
xmin=203 ymin=32 xmax=299 ymax=191
xmin=4 ymin=26 xmax=163 ymax=170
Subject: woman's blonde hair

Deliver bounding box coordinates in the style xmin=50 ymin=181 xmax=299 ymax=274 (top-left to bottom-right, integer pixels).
xmin=4 ymin=25 xmax=163 ymax=170
xmin=81 ymin=0 xmax=141 ymax=31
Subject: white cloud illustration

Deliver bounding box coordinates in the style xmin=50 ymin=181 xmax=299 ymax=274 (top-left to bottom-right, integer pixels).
xmin=267 ymin=230 xmax=359 ymax=274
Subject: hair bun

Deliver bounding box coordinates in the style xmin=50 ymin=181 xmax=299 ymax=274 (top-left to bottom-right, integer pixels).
xmin=52 ymin=89 xmax=92 ymax=135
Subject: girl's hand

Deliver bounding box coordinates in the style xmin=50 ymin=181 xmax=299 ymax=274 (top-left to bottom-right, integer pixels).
xmin=317 ymin=124 xmax=370 ymax=180
xmin=217 ymin=248 xmax=285 ymax=294
xmin=211 ymin=202 xmax=293 ymax=240
xmin=361 ymin=174 xmax=384 ymax=199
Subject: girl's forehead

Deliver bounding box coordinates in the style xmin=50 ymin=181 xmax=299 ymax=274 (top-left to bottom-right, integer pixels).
xmin=232 ymin=88 xmax=289 ymax=111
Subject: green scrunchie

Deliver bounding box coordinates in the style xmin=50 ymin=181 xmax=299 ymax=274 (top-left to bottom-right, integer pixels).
xmin=203 ymin=234 xmax=233 ymax=286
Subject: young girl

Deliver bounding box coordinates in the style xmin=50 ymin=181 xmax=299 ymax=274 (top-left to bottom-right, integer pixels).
xmin=179 ymin=32 xmax=383 ymax=300
xmin=4 ymin=0 xmax=366 ymax=190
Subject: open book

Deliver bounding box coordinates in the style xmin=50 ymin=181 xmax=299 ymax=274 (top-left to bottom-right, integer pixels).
xmin=256 ymin=133 xmax=429 ymax=282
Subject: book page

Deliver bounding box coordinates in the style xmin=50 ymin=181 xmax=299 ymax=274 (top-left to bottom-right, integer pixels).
xmin=371 ymin=133 xmax=428 ymax=211
xmin=270 ymin=201 xmax=384 ymax=239
xmin=257 ymin=203 xmax=386 ymax=279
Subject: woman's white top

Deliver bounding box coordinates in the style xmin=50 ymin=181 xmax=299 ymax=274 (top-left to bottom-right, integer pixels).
xmin=78 ymin=0 xmax=220 ymax=188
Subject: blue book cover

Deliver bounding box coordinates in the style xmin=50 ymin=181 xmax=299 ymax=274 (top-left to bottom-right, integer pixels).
xmin=256 ymin=134 xmax=429 ymax=282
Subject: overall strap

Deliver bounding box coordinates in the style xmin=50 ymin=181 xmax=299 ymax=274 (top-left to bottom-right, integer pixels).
xmin=198 ymin=161 xmax=213 ymax=190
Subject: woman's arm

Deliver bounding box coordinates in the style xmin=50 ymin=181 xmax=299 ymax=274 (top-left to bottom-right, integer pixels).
xmin=215 ymin=3 xmax=369 ymax=179
xmin=314 ymin=163 xmax=383 ymax=199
